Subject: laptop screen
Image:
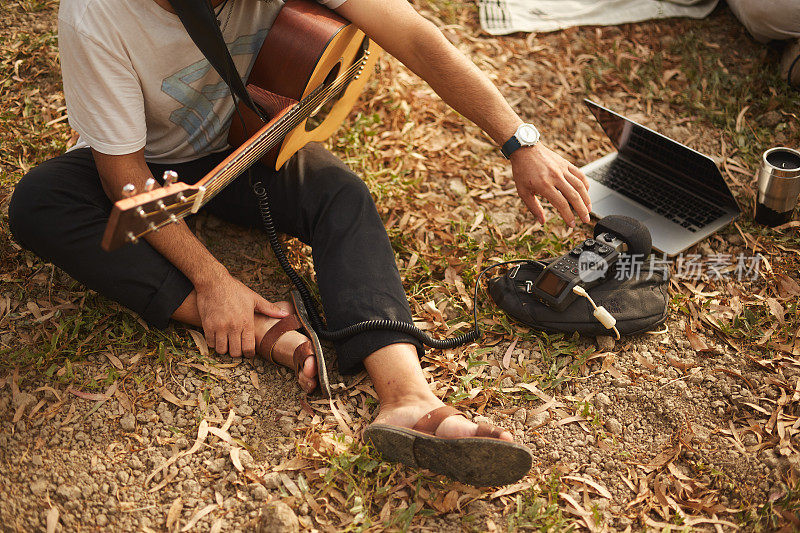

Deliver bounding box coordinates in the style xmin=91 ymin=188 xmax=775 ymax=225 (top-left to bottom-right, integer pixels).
xmin=585 ymin=100 xmax=737 ymax=207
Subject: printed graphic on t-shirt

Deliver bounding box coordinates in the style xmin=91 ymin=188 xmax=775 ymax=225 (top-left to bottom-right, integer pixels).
xmin=160 ymin=29 xmax=268 ymax=154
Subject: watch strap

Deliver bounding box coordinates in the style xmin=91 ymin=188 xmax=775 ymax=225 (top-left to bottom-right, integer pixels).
xmin=501 ymin=135 xmax=522 ymax=159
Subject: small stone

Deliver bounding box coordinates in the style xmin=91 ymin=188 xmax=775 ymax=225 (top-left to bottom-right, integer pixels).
xmin=761 ymin=111 xmax=782 ymax=128
xmin=96 ymin=514 xmax=108 ymax=527
xmin=513 ymin=408 xmax=527 ymax=422
xmin=251 ymin=484 xmax=269 ymax=501
xmin=136 ymin=409 xmax=157 ymax=423
xmin=183 ymin=479 xmax=201 ymax=494
xmin=31 ymin=455 xmax=43 ymax=467
xmin=30 ymin=479 xmax=48 ymax=497
xmin=606 ymin=418 xmax=623 ymax=435
xmin=159 ymin=410 xmax=175 ymax=426
xmin=120 ymin=413 xmax=136 ymax=432
xmin=254 ymin=501 xmax=299 ymax=533
xmin=56 ymin=485 xmax=81 ymax=500
xmin=596 ymin=336 xmax=615 ymax=351
xmin=262 ymin=472 xmax=281 ymax=489
xmin=207 ymin=458 xmax=226 ymax=474
xmin=526 ymin=411 xmax=548 ymax=427
xmin=116 ymin=471 xmax=130 ymax=484
xmin=595 ymin=392 xmax=612 ymax=410
xmin=239 ymin=450 xmax=255 ymax=469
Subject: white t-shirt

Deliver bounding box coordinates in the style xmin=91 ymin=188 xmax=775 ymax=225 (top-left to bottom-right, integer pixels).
xmin=59 ymin=0 xmax=346 ymax=163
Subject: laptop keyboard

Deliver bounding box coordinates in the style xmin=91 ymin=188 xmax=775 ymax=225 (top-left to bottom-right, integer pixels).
xmin=589 ymin=158 xmax=725 ymax=232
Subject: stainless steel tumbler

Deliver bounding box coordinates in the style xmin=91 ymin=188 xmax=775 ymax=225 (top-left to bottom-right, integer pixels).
xmin=755 ymin=147 xmax=800 ymax=227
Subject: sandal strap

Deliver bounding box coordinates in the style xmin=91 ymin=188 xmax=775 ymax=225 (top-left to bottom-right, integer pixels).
xmin=292 ymin=341 xmax=314 ymax=377
xmin=412 ymin=406 xmax=461 ymax=435
xmin=258 ymin=314 xmax=302 ymax=364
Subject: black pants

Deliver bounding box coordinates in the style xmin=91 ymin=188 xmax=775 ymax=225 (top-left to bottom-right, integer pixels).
xmin=8 ymin=145 xmax=421 ymax=374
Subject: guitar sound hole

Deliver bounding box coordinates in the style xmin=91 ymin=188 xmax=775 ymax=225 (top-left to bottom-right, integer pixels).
xmin=306 ymin=62 xmax=344 ymax=131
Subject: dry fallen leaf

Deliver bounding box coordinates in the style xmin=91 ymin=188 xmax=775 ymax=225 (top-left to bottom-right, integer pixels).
xmin=46 ymin=507 xmax=59 ymax=533
xmin=230 ymin=447 xmax=244 ymax=472
xmin=188 ymin=329 xmax=209 ymax=356
xmin=166 ymin=497 xmax=183 ymax=532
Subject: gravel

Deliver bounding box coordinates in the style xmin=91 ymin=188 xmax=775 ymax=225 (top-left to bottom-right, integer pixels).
xmin=119 ymin=413 xmax=135 ymax=432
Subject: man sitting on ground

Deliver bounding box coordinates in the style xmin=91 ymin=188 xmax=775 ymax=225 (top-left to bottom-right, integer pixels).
xmin=9 ymin=0 xmax=592 ymax=486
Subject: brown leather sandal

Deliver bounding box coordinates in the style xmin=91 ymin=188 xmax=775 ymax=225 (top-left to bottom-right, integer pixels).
xmin=363 ymin=406 xmax=533 ymax=487
xmin=258 ymin=290 xmax=331 ymax=397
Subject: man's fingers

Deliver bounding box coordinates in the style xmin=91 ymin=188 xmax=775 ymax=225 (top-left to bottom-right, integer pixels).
xmin=569 ymin=162 xmax=590 ymax=189
xmin=255 ymin=296 xmax=290 ymax=319
xmin=566 ymin=169 xmax=592 ymax=212
xmin=228 ymin=329 xmax=242 ymax=358
xmin=215 ymin=334 xmax=228 ymax=356
xmin=544 ymin=187 xmax=576 ymax=227
xmin=205 ymin=330 xmax=216 ymax=353
xmin=242 ymin=322 xmax=256 ymax=358
xmin=518 ymin=186 xmax=546 ymax=224
xmin=558 ymin=175 xmax=591 ymax=224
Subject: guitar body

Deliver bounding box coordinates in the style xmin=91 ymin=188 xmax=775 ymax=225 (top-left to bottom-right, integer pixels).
xmin=228 ymin=0 xmax=381 ymax=169
xmin=101 ymin=0 xmax=380 ymax=251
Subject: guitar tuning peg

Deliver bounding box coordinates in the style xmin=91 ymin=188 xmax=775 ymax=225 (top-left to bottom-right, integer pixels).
xmin=125 ymin=231 xmax=139 ymax=244
xmin=144 ymin=178 xmax=156 ymax=192
xmin=121 ymin=183 xmax=136 ymax=198
xmin=163 ymin=170 xmax=179 ymax=185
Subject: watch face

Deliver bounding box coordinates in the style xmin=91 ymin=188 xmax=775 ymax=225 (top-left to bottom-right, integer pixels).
xmin=517 ymin=124 xmax=539 ymax=145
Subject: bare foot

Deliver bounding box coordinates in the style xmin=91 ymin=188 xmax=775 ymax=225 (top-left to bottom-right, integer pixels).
xmin=372 ymin=393 xmax=513 ymax=441
xmin=254 ymin=301 xmax=318 ymax=393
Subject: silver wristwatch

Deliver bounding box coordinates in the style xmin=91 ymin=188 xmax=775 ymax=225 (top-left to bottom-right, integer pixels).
xmin=501 ymin=123 xmax=540 ymax=159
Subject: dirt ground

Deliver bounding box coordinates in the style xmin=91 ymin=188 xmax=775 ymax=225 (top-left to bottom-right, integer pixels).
xmin=1 ymin=0 xmax=799 ymax=531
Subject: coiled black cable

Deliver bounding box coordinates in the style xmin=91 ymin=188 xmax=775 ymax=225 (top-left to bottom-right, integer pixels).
xmin=252 ymin=181 xmax=489 ymax=349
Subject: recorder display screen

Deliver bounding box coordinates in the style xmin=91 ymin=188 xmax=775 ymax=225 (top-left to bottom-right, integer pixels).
xmin=536 ymin=272 xmax=568 ymax=297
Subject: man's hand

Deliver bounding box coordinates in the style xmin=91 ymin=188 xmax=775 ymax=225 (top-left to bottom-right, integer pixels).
xmin=511 ymin=143 xmax=592 ymax=228
xmin=194 ymin=267 xmax=289 ymax=358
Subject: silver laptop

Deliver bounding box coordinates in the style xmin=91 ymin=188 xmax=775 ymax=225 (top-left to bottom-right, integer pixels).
xmin=581 ymin=99 xmax=740 ymax=256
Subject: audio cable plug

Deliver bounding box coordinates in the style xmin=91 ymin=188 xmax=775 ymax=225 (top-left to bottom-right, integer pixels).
xmin=572 ymin=285 xmax=620 ymax=340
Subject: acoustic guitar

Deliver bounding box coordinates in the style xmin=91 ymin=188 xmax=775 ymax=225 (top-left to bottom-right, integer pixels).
xmin=101 ymin=0 xmax=381 ymax=251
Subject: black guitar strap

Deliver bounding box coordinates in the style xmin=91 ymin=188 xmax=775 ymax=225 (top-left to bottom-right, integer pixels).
xmin=166 ymin=0 xmax=269 ymax=122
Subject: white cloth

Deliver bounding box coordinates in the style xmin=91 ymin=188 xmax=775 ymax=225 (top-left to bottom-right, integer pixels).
xmin=726 ymin=0 xmax=800 ymax=43
xmin=59 ymin=0 xmax=345 ymax=163
xmin=478 ymin=0 xmax=719 ymax=35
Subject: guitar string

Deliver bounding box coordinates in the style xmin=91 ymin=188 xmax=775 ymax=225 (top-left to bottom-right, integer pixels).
xmin=184 ymin=57 xmax=365 ymax=203
xmin=128 ymin=55 xmax=368 ymax=240
xmin=200 ymin=57 xmax=366 ymax=198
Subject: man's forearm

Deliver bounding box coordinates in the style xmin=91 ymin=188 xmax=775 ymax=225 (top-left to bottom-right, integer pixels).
xmin=336 ymin=0 xmax=522 ymax=146
xmin=93 ymin=148 xmax=227 ymax=289
xmin=391 ymin=22 xmax=522 ymax=145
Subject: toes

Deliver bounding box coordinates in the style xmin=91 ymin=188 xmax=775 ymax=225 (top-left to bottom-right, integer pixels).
xmin=298 ymin=355 xmax=317 ymax=393
xmin=302 ymin=354 xmax=317 ymax=379
xmin=497 ymin=429 xmax=514 ymax=442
